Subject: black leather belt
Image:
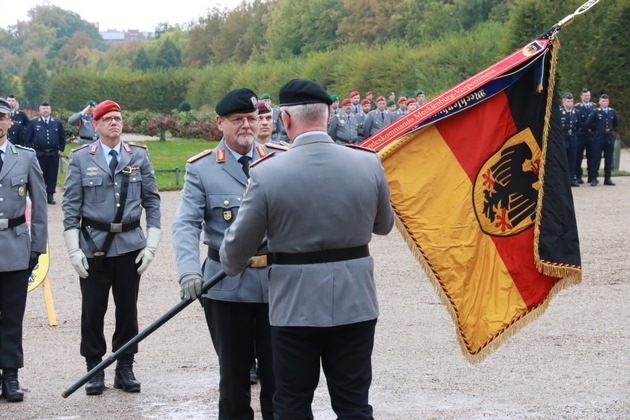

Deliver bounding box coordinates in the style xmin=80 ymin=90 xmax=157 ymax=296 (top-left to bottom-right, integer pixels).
xmin=0 ymin=214 xmax=26 ymax=230
xmin=35 ymin=147 xmax=56 ymax=152
xmin=80 ymin=136 xmax=95 ymax=140
xmin=272 ymin=245 xmax=369 ymax=265
xmin=207 ymin=248 xmax=270 ymax=268
xmin=82 ymin=217 xmax=140 ymax=233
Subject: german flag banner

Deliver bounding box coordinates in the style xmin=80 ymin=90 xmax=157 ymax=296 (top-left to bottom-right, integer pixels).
xmin=363 ymin=37 xmax=582 ymax=361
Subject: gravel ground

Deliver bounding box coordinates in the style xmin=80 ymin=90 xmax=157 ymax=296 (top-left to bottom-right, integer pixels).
xmin=1 ymin=150 xmax=628 ymax=419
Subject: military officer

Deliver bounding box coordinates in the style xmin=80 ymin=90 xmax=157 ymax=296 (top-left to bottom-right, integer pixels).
xmin=573 ymin=88 xmax=597 ymax=184
xmin=356 ymin=98 xmax=372 ymax=141
xmin=586 ymin=94 xmax=619 ymax=186
xmin=68 ymin=100 xmax=100 ymax=146
xmin=173 ymin=88 xmax=284 ymax=420
xmin=560 ymin=92 xmax=579 ymax=187
xmin=0 ymin=97 xmax=48 ymax=402
xmin=25 ymin=101 xmax=66 ymax=204
xmin=415 ymin=89 xmax=426 ymax=106
xmin=362 ymin=95 xmax=395 ymax=138
xmin=349 ymin=90 xmax=361 ymax=114
xmin=219 ymin=79 xmax=394 ymax=419
xmin=6 ymin=95 xmax=29 ymax=147
xmin=62 ymin=99 xmax=161 ymax=396
xmin=264 ymin=94 xmax=289 ymax=146
xmin=328 ymin=98 xmax=361 ymax=145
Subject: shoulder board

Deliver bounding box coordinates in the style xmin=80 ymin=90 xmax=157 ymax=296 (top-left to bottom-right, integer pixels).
xmin=128 ymin=142 xmax=147 ymax=149
xmin=345 ymin=144 xmax=376 ymax=153
xmin=122 ymin=143 xmax=133 ymax=153
xmin=249 ymin=152 xmax=276 ymax=169
xmin=595 ymin=107 xmax=602 ymax=111
xmin=255 ymin=145 xmax=268 ymax=158
xmin=264 ymin=143 xmax=289 ymax=152
xmin=610 ymin=107 xmax=615 ymax=111
xmin=71 ymin=144 xmax=90 ymax=153
xmin=188 ymin=149 xmax=213 ymax=163
xmin=14 ymin=144 xmax=35 ymax=152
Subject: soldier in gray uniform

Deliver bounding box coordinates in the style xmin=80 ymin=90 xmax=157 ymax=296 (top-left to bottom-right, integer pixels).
xmin=0 ymin=97 xmax=48 ymax=402
xmin=62 ymin=99 xmax=161 ymax=396
xmin=68 ymin=100 xmax=100 ymax=146
xmin=220 ymin=79 xmax=395 ymax=419
xmin=362 ymin=95 xmax=395 ymax=138
xmin=173 ymin=88 xmax=285 ymax=420
xmin=328 ymin=98 xmax=361 ymax=144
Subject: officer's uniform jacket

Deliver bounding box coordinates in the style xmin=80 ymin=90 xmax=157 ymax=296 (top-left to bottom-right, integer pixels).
xmin=172 ymin=139 xmax=287 ymax=303
xmin=271 ymin=108 xmax=290 ymax=144
xmin=7 ymin=111 xmax=30 ymax=146
xmin=327 ymin=112 xmax=361 ymax=144
xmin=62 ymin=141 xmax=161 ymax=257
xmin=586 ymin=107 xmax=619 ymax=144
xmin=0 ymin=141 xmax=47 ymax=271
xmin=220 ymin=133 xmax=395 ymax=327
xmin=574 ymin=101 xmax=596 ymax=132
xmin=68 ymin=112 xmax=99 ymax=143
xmin=560 ymin=106 xmax=578 ymax=137
xmin=25 ymin=116 xmax=66 ymax=156
xmin=362 ymin=109 xmax=395 ymax=138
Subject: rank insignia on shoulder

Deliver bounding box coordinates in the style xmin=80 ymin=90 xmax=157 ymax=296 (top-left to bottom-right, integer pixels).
xmin=264 ymin=143 xmax=289 ymax=152
xmin=129 ymin=142 xmax=147 ymax=149
xmin=250 ymin=152 xmax=276 ymax=169
xmin=187 ymin=149 xmax=213 ymax=163
xmin=72 ymin=144 xmax=90 ymax=153
xmin=89 ymin=144 xmax=99 ymax=154
xmin=345 ymin=144 xmax=376 ymax=153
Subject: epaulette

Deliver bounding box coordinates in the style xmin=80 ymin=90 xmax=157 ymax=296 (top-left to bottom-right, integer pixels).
xmin=250 ymin=152 xmax=276 ymax=169
xmin=71 ymin=144 xmax=90 ymax=153
xmin=188 ymin=149 xmax=213 ymax=163
xmin=264 ymin=143 xmax=289 ymax=152
xmin=129 ymin=142 xmax=147 ymax=149
xmin=14 ymin=144 xmax=35 ymax=152
xmin=345 ymin=144 xmax=376 ymax=153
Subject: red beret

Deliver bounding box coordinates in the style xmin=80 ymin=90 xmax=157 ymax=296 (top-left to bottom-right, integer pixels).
xmin=341 ymin=98 xmax=352 ymax=106
xmin=398 ymin=96 xmax=407 ymax=103
xmin=350 ymin=91 xmax=359 ymax=97
xmin=376 ymin=96 xmax=386 ymax=103
xmin=93 ymin=100 xmax=121 ymax=121
xmin=365 ymin=91 xmax=373 ymax=96
xmin=257 ymin=100 xmax=271 ymax=114
xmin=360 ymin=99 xmax=370 ymax=105
xmin=406 ymin=98 xmax=417 ymax=105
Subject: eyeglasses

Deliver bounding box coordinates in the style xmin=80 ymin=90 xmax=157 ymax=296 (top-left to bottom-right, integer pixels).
xmin=0 ymin=116 xmax=10 ymax=121
xmin=100 ymin=116 xmax=123 ymax=124
xmin=227 ymin=116 xmax=259 ymax=127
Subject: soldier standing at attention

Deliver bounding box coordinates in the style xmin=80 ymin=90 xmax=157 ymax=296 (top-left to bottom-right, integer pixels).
xmin=61 ymin=99 xmax=162 ymax=396
xmin=560 ymin=92 xmax=580 ymax=187
xmin=172 ymin=88 xmax=284 ymax=420
xmin=586 ymin=94 xmax=619 ymax=186
xmin=220 ymin=79 xmax=395 ymax=419
xmin=0 ymin=97 xmax=48 ymax=402
xmin=6 ymin=95 xmax=29 ymax=147
xmin=362 ymin=96 xmax=395 ymax=138
xmin=573 ymin=88 xmax=597 ymax=184
xmin=25 ymin=101 xmax=66 ymax=204
xmin=68 ymin=100 xmax=100 ymax=146
xmin=256 ymin=99 xmax=274 ymax=145
xmin=328 ymin=98 xmax=361 ymax=145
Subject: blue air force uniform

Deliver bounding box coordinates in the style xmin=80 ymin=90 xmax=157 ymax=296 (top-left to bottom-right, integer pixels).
xmin=25 ymin=116 xmax=66 ymax=198
xmin=573 ymin=101 xmax=596 ymax=182
xmin=560 ymin=105 xmax=579 ymax=181
xmin=7 ymin=111 xmax=30 ymax=147
xmin=586 ymin=107 xmax=619 ymax=182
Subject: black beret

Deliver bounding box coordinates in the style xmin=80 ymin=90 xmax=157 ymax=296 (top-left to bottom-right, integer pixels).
xmin=215 ymin=88 xmax=258 ymax=116
xmin=279 ymin=79 xmax=333 ymax=107
xmin=40 ymin=101 xmax=50 ymax=107
xmin=600 ymin=94 xmax=609 ymax=99
xmin=562 ymin=92 xmax=573 ymax=99
xmin=581 ymin=87 xmax=590 ymax=93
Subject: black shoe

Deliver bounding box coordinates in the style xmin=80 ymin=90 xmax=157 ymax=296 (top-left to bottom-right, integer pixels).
xmin=1 ymin=369 xmax=24 ymax=402
xmin=249 ymin=362 xmax=258 ymax=385
xmin=570 ymin=179 xmax=580 ymax=187
xmin=85 ymin=358 xmax=105 ymax=396
xmin=576 ymin=178 xmax=584 ymax=184
xmin=604 ymin=178 xmax=616 ymax=186
xmin=114 ymin=355 xmax=141 ymax=393
xmin=47 ymin=194 xmax=56 ymax=205
xmin=590 ymin=180 xmax=598 ymax=186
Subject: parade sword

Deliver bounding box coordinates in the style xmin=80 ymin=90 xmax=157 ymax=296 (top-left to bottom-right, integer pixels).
xmin=61 ymin=270 xmax=227 ymax=398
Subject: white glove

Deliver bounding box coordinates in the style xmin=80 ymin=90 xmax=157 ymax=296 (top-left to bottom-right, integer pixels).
xmin=135 ymin=227 xmax=162 ymax=275
xmin=179 ymin=273 xmax=204 ymax=300
xmin=63 ymin=229 xmax=89 ymax=278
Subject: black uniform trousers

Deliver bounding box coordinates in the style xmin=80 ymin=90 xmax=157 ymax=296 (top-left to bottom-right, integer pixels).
xmin=271 ymin=318 xmax=377 ymax=420
xmin=575 ymin=131 xmax=593 ymax=180
xmin=79 ymin=251 xmax=140 ymax=359
xmin=590 ymin=132 xmax=615 ymax=178
xmin=35 ymin=151 xmax=60 ymax=194
xmin=203 ymin=298 xmax=275 ymax=420
xmin=563 ymin=133 xmax=578 ymax=179
xmin=0 ymin=270 xmax=29 ymax=369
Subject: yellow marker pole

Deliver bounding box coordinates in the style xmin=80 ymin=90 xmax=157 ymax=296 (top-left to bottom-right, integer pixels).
xmin=41 ymin=276 xmax=58 ymax=327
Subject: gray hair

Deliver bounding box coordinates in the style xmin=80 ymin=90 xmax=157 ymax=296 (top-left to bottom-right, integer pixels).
xmin=280 ymin=103 xmax=328 ymax=126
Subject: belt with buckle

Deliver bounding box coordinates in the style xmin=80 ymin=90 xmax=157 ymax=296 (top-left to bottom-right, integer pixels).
xmin=81 ymin=217 xmax=140 ymax=233
xmin=271 ymin=245 xmax=370 ymax=265
xmin=0 ymin=214 xmax=26 ymax=230
xmin=207 ymin=248 xmax=270 ymax=268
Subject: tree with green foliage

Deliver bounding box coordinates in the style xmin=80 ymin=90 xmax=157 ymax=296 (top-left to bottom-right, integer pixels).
xmin=133 ymin=47 xmax=154 ymax=72
xmin=23 ymin=58 xmax=47 ymax=108
xmin=155 ymin=38 xmax=182 ymax=69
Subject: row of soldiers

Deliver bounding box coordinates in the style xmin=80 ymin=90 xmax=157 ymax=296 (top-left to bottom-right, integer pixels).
xmin=560 ymin=88 xmax=620 ymax=187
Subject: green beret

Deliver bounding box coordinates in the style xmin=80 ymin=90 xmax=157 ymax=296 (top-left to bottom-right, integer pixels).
xmin=415 ymin=90 xmax=425 ymax=96
xmin=386 ymin=100 xmax=395 ymax=106
xmin=216 ymin=88 xmax=258 ymax=116
xmin=331 ymin=94 xmax=339 ymax=102
xmin=86 ymin=100 xmax=97 ymax=106
xmin=260 ymin=93 xmax=270 ymax=100
xmin=279 ymin=79 xmax=333 ymax=107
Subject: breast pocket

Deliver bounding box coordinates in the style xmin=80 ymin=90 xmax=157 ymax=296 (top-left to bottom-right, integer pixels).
xmin=11 ymin=175 xmax=28 ymax=200
xmin=208 ymin=195 xmax=242 ymax=229
xmin=127 ymin=173 xmax=142 ymax=198
xmin=82 ymin=177 xmax=105 ymax=203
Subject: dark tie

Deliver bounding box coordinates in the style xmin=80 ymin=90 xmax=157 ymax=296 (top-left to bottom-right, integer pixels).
xmin=380 ymin=112 xmax=385 ymax=121
xmin=109 ymin=150 xmax=118 ymax=175
xmin=0 ymin=150 xmax=4 ymax=173
xmin=238 ymin=155 xmax=251 ymax=178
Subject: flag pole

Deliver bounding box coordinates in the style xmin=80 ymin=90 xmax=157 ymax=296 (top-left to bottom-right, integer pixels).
xmin=539 ymin=0 xmax=600 ymax=40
